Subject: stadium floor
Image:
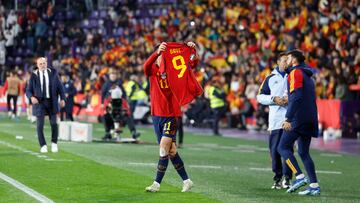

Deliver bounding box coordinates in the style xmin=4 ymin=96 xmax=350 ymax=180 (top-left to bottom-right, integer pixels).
xmin=0 ymin=116 xmax=359 ymax=202
xmin=181 ymin=126 xmax=360 ymax=155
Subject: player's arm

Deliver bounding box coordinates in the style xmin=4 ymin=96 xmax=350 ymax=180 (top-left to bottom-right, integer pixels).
xmin=143 ymin=52 xmax=160 ymax=76
xmin=186 ymin=41 xmax=199 ymax=69
xmin=256 ymin=75 xmax=275 ymax=106
xmin=285 ymin=69 xmax=304 ymax=122
xmin=144 ymin=42 xmax=167 ymax=76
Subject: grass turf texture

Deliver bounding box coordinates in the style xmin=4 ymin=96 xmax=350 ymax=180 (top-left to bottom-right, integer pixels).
xmin=0 ymin=117 xmax=359 ymax=202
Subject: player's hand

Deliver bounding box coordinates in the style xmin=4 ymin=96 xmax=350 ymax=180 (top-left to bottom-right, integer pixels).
xmin=60 ymin=100 xmax=65 ymax=108
xmin=157 ymin=42 xmax=167 ymax=55
xmin=282 ymin=96 xmax=288 ymax=105
xmin=186 ymin=41 xmax=196 ymax=48
xmin=273 ymin=96 xmax=284 ymax=106
xmin=31 ymin=97 xmax=39 ymax=104
xmin=282 ymin=121 xmax=292 ymax=131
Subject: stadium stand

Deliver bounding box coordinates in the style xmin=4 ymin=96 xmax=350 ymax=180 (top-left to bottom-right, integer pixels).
xmin=0 ymin=0 xmax=359 ymax=136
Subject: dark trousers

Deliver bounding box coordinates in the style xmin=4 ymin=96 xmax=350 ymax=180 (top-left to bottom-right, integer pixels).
xmin=103 ymin=112 xmax=114 ymax=139
xmin=60 ymin=107 xmax=74 ymax=121
xmin=177 ymin=116 xmax=184 ymax=145
xmin=103 ymin=111 xmax=137 ymax=139
xmin=129 ymin=100 xmax=137 ymax=114
xmin=278 ymin=129 xmax=318 ymax=183
xmin=269 ymin=129 xmax=292 ymax=181
xmin=212 ymin=106 xmax=226 ymax=135
xmin=7 ymin=94 xmax=18 ymax=115
xmin=36 ymin=99 xmax=58 ymax=147
xmin=74 ymin=103 xmax=84 ymax=115
xmin=127 ymin=115 xmax=136 ymax=133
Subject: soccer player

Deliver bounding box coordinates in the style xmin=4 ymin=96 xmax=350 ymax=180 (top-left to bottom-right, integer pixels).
xmin=3 ymin=70 xmax=21 ymax=119
xmin=278 ymin=50 xmax=320 ymax=195
xmin=257 ymin=52 xmax=292 ymax=189
xmin=143 ymin=41 xmax=196 ymax=192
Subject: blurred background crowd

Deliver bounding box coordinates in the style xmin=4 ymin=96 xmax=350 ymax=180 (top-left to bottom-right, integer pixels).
xmin=0 ymin=0 xmax=359 ymax=133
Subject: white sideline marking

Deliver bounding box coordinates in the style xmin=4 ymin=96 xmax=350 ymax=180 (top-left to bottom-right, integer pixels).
xmin=128 ymin=162 xmax=156 ymax=166
xmin=128 ymin=162 xmax=221 ymax=169
xmin=232 ymin=149 xmax=256 ymax=153
xmin=249 ymin=167 xmax=342 ymax=175
xmin=256 ymin=147 xmax=269 ymax=152
xmin=189 ymin=143 xmax=269 ymax=152
xmin=316 ymin=170 xmax=343 ymax=175
xmin=0 ymin=141 xmax=50 ymax=161
xmin=45 ymin=159 xmax=73 ymax=162
xmin=0 ymin=172 xmax=55 ymax=203
xmin=320 ymin=153 xmax=342 ymax=157
xmin=0 ymin=141 xmax=72 ymax=162
xmin=249 ymin=167 xmax=272 ymax=172
xmin=188 ymin=147 xmax=211 ymax=151
xmin=37 ymin=155 xmax=47 ymax=158
xmin=189 ymin=165 xmax=221 ymax=169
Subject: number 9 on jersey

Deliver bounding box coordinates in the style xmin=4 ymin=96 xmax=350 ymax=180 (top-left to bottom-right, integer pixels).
xmin=172 ymin=55 xmax=187 ymax=78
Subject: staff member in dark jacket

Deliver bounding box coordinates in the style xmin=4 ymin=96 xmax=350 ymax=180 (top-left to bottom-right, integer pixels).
xmin=60 ymin=74 xmax=76 ymax=121
xmin=26 ymin=57 xmax=65 ymax=153
xmin=277 ymin=50 xmax=320 ymax=196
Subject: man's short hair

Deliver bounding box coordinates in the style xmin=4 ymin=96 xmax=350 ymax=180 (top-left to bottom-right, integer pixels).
xmin=37 ymin=57 xmax=46 ymax=62
xmin=287 ymin=49 xmax=305 ymax=64
xmin=277 ymin=51 xmax=287 ymax=59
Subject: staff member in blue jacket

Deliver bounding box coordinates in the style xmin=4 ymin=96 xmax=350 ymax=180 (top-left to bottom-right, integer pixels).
xmin=257 ymin=52 xmax=292 ymax=189
xmin=278 ymin=50 xmax=320 ymax=196
xmin=26 ymin=57 xmax=65 ymax=153
xmin=60 ymin=74 xmax=77 ymax=121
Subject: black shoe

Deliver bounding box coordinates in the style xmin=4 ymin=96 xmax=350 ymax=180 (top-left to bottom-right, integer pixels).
xmin=132 ymin=132 xmax=141 ymax=139
xmin=102 ymin=135 xmax=111 ymax=141
xmin=282 ymin=178 xmax=291 ymax=189
xmin=271 ymin=180 xmax=282 ymax=190
xmin=115 ymin=129 xmax=123 ymax=134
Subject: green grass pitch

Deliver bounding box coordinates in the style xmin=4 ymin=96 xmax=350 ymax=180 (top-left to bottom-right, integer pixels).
xmin=0 ymin=117 xmax=359 ymax=203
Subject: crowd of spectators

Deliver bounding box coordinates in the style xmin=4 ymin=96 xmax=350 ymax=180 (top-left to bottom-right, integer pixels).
xmin=0 ymin=0 xmax=359 ymax=129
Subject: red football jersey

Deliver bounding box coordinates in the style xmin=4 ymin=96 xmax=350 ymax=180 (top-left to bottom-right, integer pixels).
xmin=160 ymin=42 xmax=203 ymax=106
xmin=144 ymin=51 xmax=182 ymax=117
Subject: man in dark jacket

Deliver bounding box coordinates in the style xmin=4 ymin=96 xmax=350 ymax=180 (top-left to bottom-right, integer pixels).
xmin=60 ymin=74 xmax=76 ymax=121
xmin=277 ymin=50 xmax=320 ymax=196
xmin=26 ymin=57 xmax=65 ymax=153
